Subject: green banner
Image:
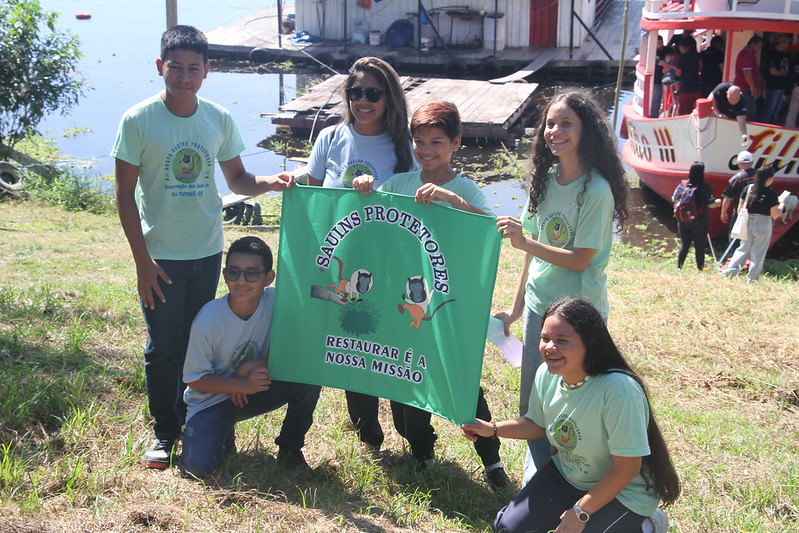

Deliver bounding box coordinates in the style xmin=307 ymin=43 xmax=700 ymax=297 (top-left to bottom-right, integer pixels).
xmin=269 ymin=186 xmax=501 ymax=425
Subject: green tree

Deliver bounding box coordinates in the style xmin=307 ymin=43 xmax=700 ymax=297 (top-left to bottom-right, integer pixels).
xmin=0 ymin=0 xmax=86 ymax=157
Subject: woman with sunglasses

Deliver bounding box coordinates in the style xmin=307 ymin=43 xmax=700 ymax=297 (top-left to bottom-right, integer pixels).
xmin=306 ymin=56 xmax=416 ymax=188
xmin=305 ymin=57 xmax=421 ymax=455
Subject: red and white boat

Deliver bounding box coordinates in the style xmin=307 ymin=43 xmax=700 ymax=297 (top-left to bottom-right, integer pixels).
xmin=622 ymin=0 xmax=799 ymax=246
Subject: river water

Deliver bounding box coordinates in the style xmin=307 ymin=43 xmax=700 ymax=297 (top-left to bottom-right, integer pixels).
xmin=34 ymin=0 xmax=678 ymax=247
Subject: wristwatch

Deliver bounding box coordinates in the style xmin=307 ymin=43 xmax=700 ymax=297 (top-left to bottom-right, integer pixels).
xmin=573 ymin=502 xmax=590 ymax=523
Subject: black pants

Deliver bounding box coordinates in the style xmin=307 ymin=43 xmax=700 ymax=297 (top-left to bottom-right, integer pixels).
xmin=677 ymin=218 xmax=709 ymax=270
xmin=346 ymin=387 xmax=501 ymax=465
xmin=494 ymin=461 xmax=646 ymax=533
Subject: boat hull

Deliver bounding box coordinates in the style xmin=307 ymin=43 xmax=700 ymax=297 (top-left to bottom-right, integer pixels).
xmin=622 ymin=104 xmax=799 ymax=246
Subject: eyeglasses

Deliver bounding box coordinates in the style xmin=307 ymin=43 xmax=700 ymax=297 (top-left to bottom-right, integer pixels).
xmin=223 ymin=268 xmax=267 ymax=283
xmin=345 ymin=86 xmax=384 ymax=103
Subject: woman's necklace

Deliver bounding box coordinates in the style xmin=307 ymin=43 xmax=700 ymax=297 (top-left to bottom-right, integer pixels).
xmin=561 ymin=375 xmax=590 ymax=390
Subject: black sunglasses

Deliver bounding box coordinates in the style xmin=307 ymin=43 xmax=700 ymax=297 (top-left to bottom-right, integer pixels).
xmin=223 ymin=268 xmax=267 ymax=283
xmin=345 ymin=86 xmax=384 ymax=103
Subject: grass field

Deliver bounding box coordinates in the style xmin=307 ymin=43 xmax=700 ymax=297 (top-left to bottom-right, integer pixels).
xmin=0 ymin=198 xmax=797 ymax=532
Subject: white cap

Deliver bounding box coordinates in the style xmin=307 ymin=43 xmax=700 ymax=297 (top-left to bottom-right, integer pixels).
xmin=737 ymin=151 xmax=753 ymax=164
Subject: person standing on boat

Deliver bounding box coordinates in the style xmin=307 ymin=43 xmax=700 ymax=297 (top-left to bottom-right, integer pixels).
xmin=722 ymin=166 xmax=781 ymax=282
xmin=733 ymin=35 xmax=764 ymax=122
xmin=650 ymin=35 xmax=666 ymax=118
xmin=709 ymin=82 xmax=749 ymax=144
xmin=676 ymin=35 xmax=701 ymax=115
xmin=699 ymin=35 xmax=725 ymax=98
xmin=494 ymin=89 xmax=629 ymax=483
xmin=760 ymin=34 xmax=791 ymax=124
xmin=785 ymin=54 xmax=799 ymax=128
xmin=671 ymin=162 xmax=720 ymax=271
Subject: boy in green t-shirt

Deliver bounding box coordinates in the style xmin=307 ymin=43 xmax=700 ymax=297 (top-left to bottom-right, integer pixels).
xmin=111 ymin=25 xmax=294 ymax=469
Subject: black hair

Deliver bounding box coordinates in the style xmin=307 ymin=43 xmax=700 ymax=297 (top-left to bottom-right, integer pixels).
xmin=341 ymin=57 xmax=413 ymax=173
xmin=710 ymin=35 xmax=723 ymax=47
xmin=543 ymin=297 xmax=682 ymax=507
xmin=747 ymin=35 xmax=763 ymax=47
xmin=527 ymin=88 xmax=629 ymax=229
xmin=678 ymin=35 xmax=696 ymax=50
xmin=687 ymin=161 xmax=705 ymax=187
xmin=226 ymin=236 xmax=273 ymax=272
xmin=160 ymin=25 xmax=208 ymax=64
xmin=748 ymin=165 xmax=775 ymax=208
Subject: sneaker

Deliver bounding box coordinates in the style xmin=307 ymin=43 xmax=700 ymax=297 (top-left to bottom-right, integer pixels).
xmin=483 ymin=466 xmax=511 ymax=489
xmin=141 ymin=439 xmax=175 ymax=469
xmin=642 ymin=509 xmax=668 ymax=533
xmin=277 ymin=447 xmax=312 ymax=472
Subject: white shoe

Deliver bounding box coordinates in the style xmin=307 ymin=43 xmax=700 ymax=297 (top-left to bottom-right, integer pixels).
xmin=642 ymin=509 xmax=668 ymax=533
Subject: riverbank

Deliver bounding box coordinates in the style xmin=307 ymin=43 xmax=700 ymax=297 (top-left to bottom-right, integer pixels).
xmin=0 ymin=199 xmax=797 ymax=532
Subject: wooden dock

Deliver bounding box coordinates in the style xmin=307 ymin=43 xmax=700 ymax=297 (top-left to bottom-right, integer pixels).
xmin=269 ymin=74 xmax=539 ymax=139
xmin=205 ymin=1 xmax=644 ymax=77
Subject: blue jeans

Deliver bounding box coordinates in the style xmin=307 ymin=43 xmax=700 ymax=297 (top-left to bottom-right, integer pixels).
xmin=760 ymin=89 xmax=784 ymax=124
xmin=180 ymin=381 xmax=321 ymax=477
xmin=520 ymin=309 xmax=553 ymax=483
xmin=742 ymin=91 xmax=758 ymax=121
xmin=723 ymin=213 xmax=773 ymax=281
xmin=650 ymin=83 xmax=663 ymax=118
xmin=142 ymin=253 xmax=222 ymax=442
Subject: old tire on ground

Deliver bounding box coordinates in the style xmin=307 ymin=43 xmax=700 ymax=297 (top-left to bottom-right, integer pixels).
xmin=249 ymin=47 xmax=274 ymax=64
xmin=0 ymin=161 xmax=22 ymax=195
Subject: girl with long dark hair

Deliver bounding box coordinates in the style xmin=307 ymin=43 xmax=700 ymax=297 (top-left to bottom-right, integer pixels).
xmin=671 ymin=161 xmax=720 ymax=270
xmin=463 ymin=297 xmax=680 ymax=533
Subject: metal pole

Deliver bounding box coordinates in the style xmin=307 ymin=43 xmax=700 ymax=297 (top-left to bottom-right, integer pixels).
xmin=569 ymin=0 xmax=575 ymax=60
xmin=493 ymin=0 xmax=498 ymax=55
xmin=166 ymin=0 xmax=177 ymax=29
xmin=277 ymin=0 xmax=283 ymax=48
xmin=612 ymin=0 xmax=631 ymax=130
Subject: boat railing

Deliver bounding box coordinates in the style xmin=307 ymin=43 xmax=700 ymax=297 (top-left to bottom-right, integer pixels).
xmin=643 ymin=0 xmax=799 ymax=20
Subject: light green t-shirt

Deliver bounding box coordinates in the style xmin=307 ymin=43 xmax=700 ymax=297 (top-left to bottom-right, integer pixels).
xmin=527 ymin=367 xmax=660 ymax=517
xmin=111 ymin=94 xmax=245 ymax=260
xmin=379 ymin=170 xmax=494 ymax=216
xmin=521 ymin=167 xmax=614 ymax=317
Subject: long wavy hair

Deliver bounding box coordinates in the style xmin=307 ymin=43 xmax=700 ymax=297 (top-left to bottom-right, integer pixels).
xmin=747 ymin=165 xmax=775 ymax=208
xmin=527 ymin=89 xmax=629 ymax=229
xmin=341 ymin=57 xmax=413 ymax=173
xmin=543 ymin=297 xmax=682 ymax=507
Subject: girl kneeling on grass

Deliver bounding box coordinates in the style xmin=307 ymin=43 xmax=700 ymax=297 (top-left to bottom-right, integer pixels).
xmin=353 ymin=100 xmax=510 ymax=489
xmin=462 ymin=297 xmax=680 ymax=532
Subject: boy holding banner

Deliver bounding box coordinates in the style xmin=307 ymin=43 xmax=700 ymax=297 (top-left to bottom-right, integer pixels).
xmin=179 ymin=237 xmax=321 ymax=478
xmin=353 ymin=101 xmax=510 ymax=489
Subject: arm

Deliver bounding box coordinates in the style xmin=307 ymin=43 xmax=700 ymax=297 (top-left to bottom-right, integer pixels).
xmin=307 ymin=175 xmax=323 ymax=186
xmin=720 ymin=197 xmax=733 ymax=223
xmin=556 ymin=455 xmax=643 ymax=532
xmin=415 ymin=183 xmax=489 ymax=215
xmin=462 ymin=416 xmax=546 ymax=442
xmin=352 ymin=174 xmax=375 ymax=194
xmin=736 ymin=115 xmax=749 ymax=144
xmin=219 ymin=155 xmax=294 ymax=196
xmin=771 ymin=203 xmax=783 ymax=220
xmin=743 ymin=69 xmax=760 ymax=97
xmin=495 ymin=252 xmax=533 ymax=336
xmin=497 ymin=215 xmax=597 ymax=271
xmin=114 ymin=158 xmax=171 ymax=310
xmin=187 ymin=366 xmax=271 ymax=396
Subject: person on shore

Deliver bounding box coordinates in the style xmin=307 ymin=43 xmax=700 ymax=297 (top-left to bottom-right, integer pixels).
xmin=352 ymin=101 xmax=510 ymax=488
xmin=180 ymin=237 xmax=321 ymax=478
xmin=733 ymin=35 xmax=764 ymax=121
xmin=709 ymin=82 xmax=749 ymax=145
xmin=675 ymin=35 xmax=701 ymax=115
xmin=721 ymin=150 xmax=756 ymax=252
xmin=671 ymin=161 xmax=720 ymax=271
xmin=722 ymin=166 xmax=782 ymax=282
xmin=699 ymin=35 xmax=725 ymax=98
xmin=760 ymin=34 xmax=790 ymax=124
xmin=494 ymin=88 xmax=629 ymax=484
xmin=462 ymin=297 xmax=680 ymax=533
xmin=305 ymin=57 xmax=421 ymax=457
xmin=112 ymin=25 xmax=295 ymax=469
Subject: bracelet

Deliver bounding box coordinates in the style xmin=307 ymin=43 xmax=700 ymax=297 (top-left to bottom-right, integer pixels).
xmin=492 ymin=420 xmax=497 ymax=438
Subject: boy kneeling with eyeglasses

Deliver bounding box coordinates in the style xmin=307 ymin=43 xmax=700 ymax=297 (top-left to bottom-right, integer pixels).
xmin=179 ymin=236 xmax=320 ymax=478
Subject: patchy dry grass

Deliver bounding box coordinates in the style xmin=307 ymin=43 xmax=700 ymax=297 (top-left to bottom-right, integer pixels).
xmin=0 ymin=199 xmax=797 ymax=532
